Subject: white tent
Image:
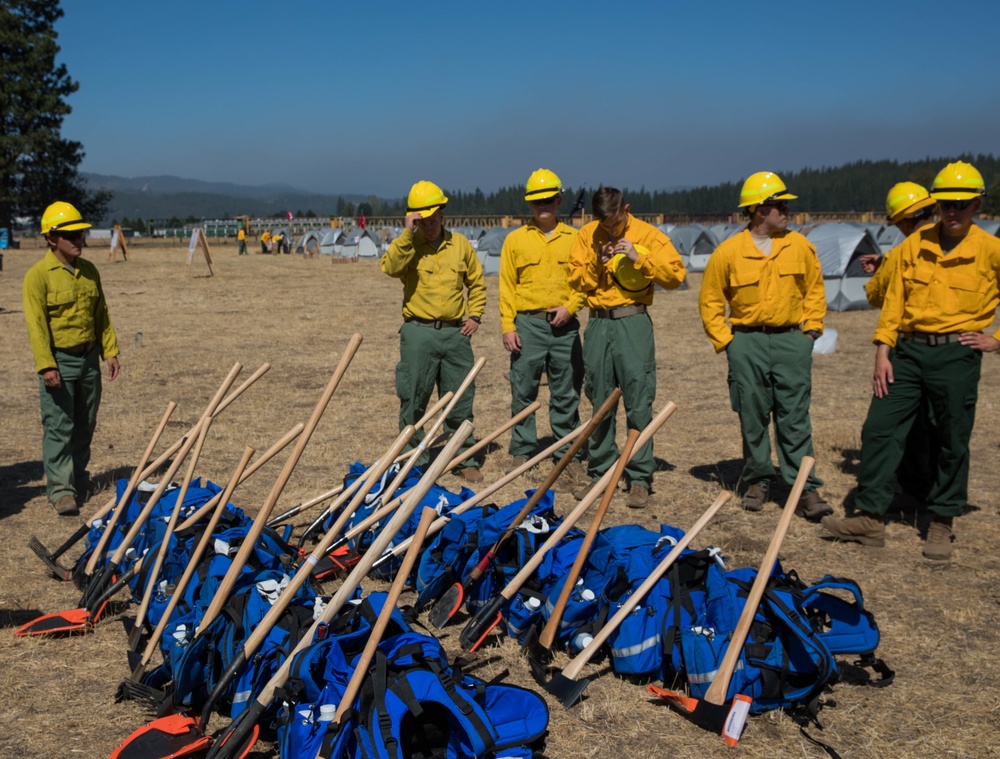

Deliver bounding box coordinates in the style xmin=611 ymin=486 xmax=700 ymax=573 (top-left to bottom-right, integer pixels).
xmin=295 ymin=230 xmax=322 ymax=255
xmin=708 ymin=223 xmax=746 ymax=243
xmin=337 ymin=228 xmax=380 ymax=258
xmin=317 ymin=229 xmax=344 ymax=256
xmin=876 ymin=225 xmax=905 ymax=253
xmin=476 ymin=227 xmax=513 ymax=275
xmin=270 ymin=227 xmax=293 ymax=254
xmin=976 ymin=219 xmax=1000 ymax=237
xmin=803 ymin=223 xmax=881 ymax=311
xmin=451 ymin=226 xmax=487 ymax=250
xmin=666 ymin=224 xmax=720 ymax=272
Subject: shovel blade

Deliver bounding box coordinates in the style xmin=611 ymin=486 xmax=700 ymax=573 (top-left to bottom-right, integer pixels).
xmin=520 ymin=624 xmax=553 ymax=685
xmin=27 ymin=536 xmax=73 ymax=581
xmin=13 ymin=607 xmax=91 ymax=637
xmin=109 ymin=713 xmax=209 ymax=759
xmin=545 ymin=672 xmax=590 ymax=709
xmin=427 ymin=583 xmax=463 ymax=629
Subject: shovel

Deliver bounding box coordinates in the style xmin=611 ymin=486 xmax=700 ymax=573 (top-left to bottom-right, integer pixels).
xmin=523 ymin=427 xmax=639 ymax=671
xmin=542 ymin=489 xmax=732 ymax=708
xmin=645 ymin=456 xmax=815 ymax=747
xmin=459 ymin=401 xmax=678 ymax=652
xmin=427 ymin=388 xmax=621 ymax=630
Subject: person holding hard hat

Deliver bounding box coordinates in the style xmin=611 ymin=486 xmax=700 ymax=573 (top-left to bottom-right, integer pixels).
xmin=381 ymin=180 xmax=487 ymax=482
xmin=698 ymin=172 xmax=829 ymax=519
xmin=499 ymin=169 xmax=586 ymax=475
xmin=568 ymin=186 xmax=686 ymax=508
xmin=824 ymin=161 xmax=1000 ymax=560
xmin=23 ymin=201 xmax=121 ymax=516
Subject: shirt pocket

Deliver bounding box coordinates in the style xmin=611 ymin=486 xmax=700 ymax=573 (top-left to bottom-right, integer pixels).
xmin=944 ymin=269 xmax=985 ymax=317
xmin=46 ymin=289 xmax=77 ymax=318
xmin=516 ymin=249 xmax=544 ymax=285
xmin=728 ymin=268 xmax=761 ymax=306
xmin=777 ymin=259 xmax=806 ymax=289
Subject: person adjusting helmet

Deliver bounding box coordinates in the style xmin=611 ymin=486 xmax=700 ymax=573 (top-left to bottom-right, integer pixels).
xmin=23 ymin=200 xmax=121 ymax=516
xmin=699 ymin=171 xmax=830 ymax=519
xmin=738 ymin=171 xmax=798 ymax=212
xmin=406 ymin=180 xmax=449 ymax=218
xmin=40 ymin=201 xmax=92 ymax=235
xmin=499 ymin=168 xmax=585 ymax=478
xmin=929 ymin=161 xmax=986 ymax=200
xmin=523 ymin=169 xmax=562 ymax=202
xmin=824 ymin=161 xmax=1000 ymax=561
xmin=886 ymin=182 xmax=936 ymax=225
xmin=382 ymin=179 xmax=486 ymax=483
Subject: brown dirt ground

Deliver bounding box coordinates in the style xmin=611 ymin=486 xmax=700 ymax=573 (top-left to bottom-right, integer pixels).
xmin=1 ymin=239 xmax=999 ymax=759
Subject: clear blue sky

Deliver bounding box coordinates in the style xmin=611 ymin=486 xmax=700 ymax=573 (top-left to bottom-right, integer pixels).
xmin=57 ymin=0 xmax=1000 ymax=198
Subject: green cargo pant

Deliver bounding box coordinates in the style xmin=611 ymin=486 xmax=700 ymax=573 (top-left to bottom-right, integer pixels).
xmin=726 ymin=329 xmax=823 ymax=490
xmin=508 ymin=313 xmax=583 ymax=459
xmin=396 ymin=322 xmax=477 ymax=468
xmin=39 ymin=346 xmax=102 ymax=502
xmin=856 ymin=339 xmax=980 ymax=518
xmin=582 ymin=312 xmax=655 ymax=488
xmin=896 ymin=399 xmax=937 ymax=502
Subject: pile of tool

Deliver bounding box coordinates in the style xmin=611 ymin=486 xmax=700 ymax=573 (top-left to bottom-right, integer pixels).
xmin=18 ymin=332 xmax=891 ymax=758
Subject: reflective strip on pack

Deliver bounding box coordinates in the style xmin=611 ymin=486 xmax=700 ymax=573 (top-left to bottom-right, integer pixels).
xmin=611 ymin=633 xmax=661 ymax=660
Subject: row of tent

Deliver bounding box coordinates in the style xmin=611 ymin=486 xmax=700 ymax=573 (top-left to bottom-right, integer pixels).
xmin=277 ymin=220 xmax=1000 ymax=312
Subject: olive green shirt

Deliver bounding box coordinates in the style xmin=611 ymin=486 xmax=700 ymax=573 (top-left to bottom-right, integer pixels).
xmin=23 ymin=250 xmax=120 ymax=373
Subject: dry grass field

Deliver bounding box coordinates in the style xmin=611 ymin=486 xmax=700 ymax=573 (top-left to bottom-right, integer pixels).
xmin=1 ymin=239 xmax=999 ymax=758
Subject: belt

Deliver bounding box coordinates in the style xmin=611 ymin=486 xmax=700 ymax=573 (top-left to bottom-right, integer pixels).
xmin=405 ymin=317 xmax=463 ymax=329
xmin=518 ymin=310 xmax=552 ymax=321
xmin=54 ymin=341 xmax=96 ymax=356
xmin=589 ymin=304 xmax=647 ymax=320
xmin=732 ymin=325 xmax=799 ymax=335
xmin=899 ymin=331 xmax=961 ymax=346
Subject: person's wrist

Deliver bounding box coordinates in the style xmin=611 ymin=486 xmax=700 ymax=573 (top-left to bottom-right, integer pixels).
xmin=469 ymin=315 xmax=481 ymax=323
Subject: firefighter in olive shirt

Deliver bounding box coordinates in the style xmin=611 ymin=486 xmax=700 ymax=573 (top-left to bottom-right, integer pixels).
xmin=23 ymin=201 xmax=121 ymax=516
xmin=381 ymin=180 xmax=487 ymax=482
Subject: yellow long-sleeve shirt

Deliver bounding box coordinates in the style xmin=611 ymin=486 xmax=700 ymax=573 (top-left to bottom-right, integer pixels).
xmin=873 ymin=222 xmax=1000 ymax=347
xmin=381 ymin=228 xmax=486 ymax=321
xmin=498 ymin=221 xmax=586 ymax=333
xmin=699 ymin=229 xmax=826 ymax=354
xmin=23 ymin=250 xmax=120 ymax=373
xmin=865 ymin=222 xmax=934 ymax=308
xmin=568 ymin=214 xmax=685 ymax=310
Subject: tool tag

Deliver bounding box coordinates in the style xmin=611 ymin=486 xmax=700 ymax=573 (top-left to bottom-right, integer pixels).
xmin=722 ymin=694 xmax=752 ymax=747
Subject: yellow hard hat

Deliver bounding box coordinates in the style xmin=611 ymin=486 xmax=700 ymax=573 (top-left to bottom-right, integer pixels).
xmin=407 ymin=180 xmax=448 ymax=218
xmin=930 ymin=161 xmax=986 ymax=201
xmin=40 ymin=201 xmax=91 ymax=235
xmin=610 ymin=247 xmax=652 ymax=293
xmin=524 ymin=169 xmax=563 ymax=202
xmin=885 ymin=182 xmax=935 ymax=225
xmin=738 ymin=172 xmax=797 ymax=209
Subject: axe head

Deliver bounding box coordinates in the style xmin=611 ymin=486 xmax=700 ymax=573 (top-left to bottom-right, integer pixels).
xmin=647 ymin=685 xmax=752 ymax=747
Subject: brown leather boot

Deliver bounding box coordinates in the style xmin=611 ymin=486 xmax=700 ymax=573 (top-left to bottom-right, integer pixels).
xmin=923 ymin=517 xmax=954 ymax=561
xmin=625 ymin=484 xmax=650 ymax=509
xmin=741 ymin=482 xmax=769 ymax=512
xmin=821 ymin=512 xmax=885 ymax=547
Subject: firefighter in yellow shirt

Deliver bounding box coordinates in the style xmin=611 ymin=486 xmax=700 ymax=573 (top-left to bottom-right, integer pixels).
xmin=381 ymin=180 xmax=487 ymax=482
xmin=260 ymin=230 xmax=272 ymax=254
xmin=499 ymin=169 xmax=586 ymax=474
xmin=823 ymin=162 xmax=1000 ymax=560
xmin=568 ymin=187 xmax=686 ymax=507
xmin=237 ymin=225 xmax=247 ymax=255
xmin=698 ymin=172 xmax=830 ymax=519
xmin=23 ymin=202 xmax=121 ymax=515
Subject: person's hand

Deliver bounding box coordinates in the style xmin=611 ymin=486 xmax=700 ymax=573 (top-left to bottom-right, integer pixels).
xmin=41 ymin=368 xmax=61 ymax=389
xmin=107 ymin=356 xmax=121 ymax=381
xmin=958 ymin=331 xmax=1000 ymax=352
xmin=404 ymin=212 xmax=422 ymax=232
xmin=873 ymin=345 xmax=893 ymax=398
xmin=859 ymin=254 xmax=882 ymax=275
xmin=598 ymin=241 xmax=615 ymax=264
xmin=461 ymin=318 xmax=480 ymax=337
xmin=502 ymin=331 xmax=521 ymax=352
xmin=614 ymin=239 xmax=638 ymax=262
xmin=547 ymin=306 xmax=571 ymax=327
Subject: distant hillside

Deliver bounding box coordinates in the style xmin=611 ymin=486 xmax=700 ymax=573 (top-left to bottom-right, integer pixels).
xmin=82 ymin=173 xmax=385 ymax=224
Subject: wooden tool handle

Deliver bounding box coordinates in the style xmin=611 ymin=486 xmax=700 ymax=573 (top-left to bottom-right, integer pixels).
xmin=703 ymin=456 xmax=814 ymax=705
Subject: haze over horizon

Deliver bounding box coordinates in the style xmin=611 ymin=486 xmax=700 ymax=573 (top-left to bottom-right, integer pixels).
xmin=58 ymin=1 xmax=1000 ymax=197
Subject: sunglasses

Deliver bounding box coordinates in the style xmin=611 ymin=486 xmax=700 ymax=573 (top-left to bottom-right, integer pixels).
xmin=939 ymin=199 xmax=974 ymax=211
xmin=760 ymin=201 xmax=789 ymax=213
xmin=529 ymin=196 xmax=559 ymax=207
xmin=57 ymin=231 xmax=86 ymax=242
